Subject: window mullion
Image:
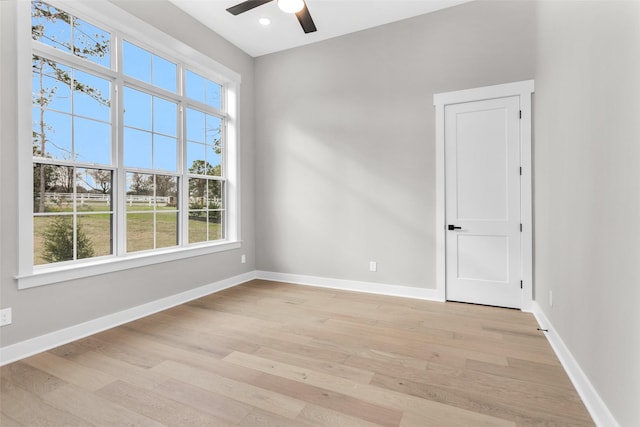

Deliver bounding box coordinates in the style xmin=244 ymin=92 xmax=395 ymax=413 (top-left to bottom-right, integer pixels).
xmin=179 ymin=102 xmax=189 ymax=246
xmin=72 ymin=167 xmax=78 ymax=260
xmin=222 ymin=117 xmax=227 ymax=179
xmin=152 ymin=175 xmax=157 ymax=250
xmin=32 ymin=43 xmax=118 ymax=80
xmin=122 ymin=78 xmax=180 ymax=105
xmin=184 ymin=100 xmax=225 ymax=118
xmin=115 ymin=31 xmax=127 ymax=257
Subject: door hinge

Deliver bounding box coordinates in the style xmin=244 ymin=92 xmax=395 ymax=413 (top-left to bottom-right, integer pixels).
xmin=520 ymin=166 xmax=522 ymax=175
xmin=520 ymin=280 xmax=523 ymax=289
xmin=520 ymin=224 xmax=523 ymax=232
xmin=519 ymin=110 xmax=522 ymax=119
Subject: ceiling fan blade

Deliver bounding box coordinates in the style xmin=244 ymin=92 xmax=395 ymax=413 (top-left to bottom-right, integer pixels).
xmin=295 ymin=2 xmax=317 ymax=33
xmin=226 ymin=0 xmax=273 ymax=16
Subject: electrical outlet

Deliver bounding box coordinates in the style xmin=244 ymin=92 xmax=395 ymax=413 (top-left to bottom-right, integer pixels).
xmin=369 ymin=261 xmax=377 ymax=272
xmin=549 ymin=291 xmax=553 ymax=307
xmin=241 ymin=254 xmax=246 ymax=264
xmin=0 ymin=308 xmax=12 ymax=327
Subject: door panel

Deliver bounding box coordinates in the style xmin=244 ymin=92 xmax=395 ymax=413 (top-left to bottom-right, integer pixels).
xmin=445 ymin=96 xmax=521 ymax=308
xmin=456 ymin=108 xmax=509 ymax=221
xmin=457 ymin=235 xmax=509 ymax=283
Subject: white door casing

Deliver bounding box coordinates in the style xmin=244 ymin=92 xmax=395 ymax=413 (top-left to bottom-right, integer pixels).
xmin=434 ymin=80 xmax=534 ymax=310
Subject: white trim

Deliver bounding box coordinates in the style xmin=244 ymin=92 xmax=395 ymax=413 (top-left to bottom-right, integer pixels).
xmin=255 ymin=271 xmax=443 ymax=302
xmin=433 ymin=80 xmax=534 ymax=310
xmin=226 ymin=81 xmax=241 ymax=242
xmin=433 ymin=80 xmax=534 ymax=106
xmin=17 ymin=0 xmax=34 ymax=276
xmin=17 ymin=241 xmax=242 ymax=289
xmin=1 ymin=271 xmax=257 ymax=366
xmin=531 ymin=302 xmax=619 ymax=427
xmin=518 ymin=83 xmax=534 ymax=312
xmin=434 ymin=98 xmax=447 ymax=302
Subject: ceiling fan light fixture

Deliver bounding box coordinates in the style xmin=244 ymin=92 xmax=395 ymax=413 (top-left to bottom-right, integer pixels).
xmin=277 ymin=0 xmax=304 ymax=14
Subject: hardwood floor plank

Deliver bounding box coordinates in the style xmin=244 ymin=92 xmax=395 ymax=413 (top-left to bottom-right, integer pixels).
xmin=222 ymin=350 xmax=514 ymax=426
xmin=0 ymin=379 xmax=89 ymax=426
xmin=324 ymin=317 xmax=558 ymax=366
xmin=76 ymin=334 xmax=166 ymax=369
xmin=251 ymin=336 xmax=351 ymax=364
xmin=42 ymin=384 xmax=164 ymax=426
xmin=94 ymin=326 xmax=223 ymax=368
xmin=252 ymin=346 xmax=375 ymax=383
xmin=400 ymin=407 xmax=513 ymax=427
xmin=371 ymin=366 xmax=585 ymax=413
xmin=152 ymin=378 xmax=253 ymax=424
xmin=284 ymin=321 xmax=512 ymax=368
xmin=150 ymin=359 xmax=307 ymax=419
xmin=187 ymin=292 xmax=329 ymax=326
xmin=238 ymin=408 xmax=316 ymax=427
xmin=123 ymin=312 xmax=260 ymax=357
xmin=342 ymin=337 xmax=509 ymax=369
xmin=349 ymin=348 xmax=429 ymax=370
xmin=297 ymin=403 xmax=386 ymax=427
xmin=466 ymin=357 xmax=575 ymax=390
xmin=169 ymin=303 xmax=315 ymax=345
xmin=22 ymin=352 xmax=116 ymax=392
xmin=202 ymin=361 xmax=403 ymax=427
xmin=0 ymin=362 xmax=66 ymax=397
xmin=371 ymin=372 xmax=592 ymax=426
xmin=68 ymin=350 xmax=169 ymax=389
xmin=96 ymin=380 xmax=228 ymax=425
xmin=0 ymin=412 xmax=23 ymax=427
xmin=48 ymin=339 xmax=96 ymax=360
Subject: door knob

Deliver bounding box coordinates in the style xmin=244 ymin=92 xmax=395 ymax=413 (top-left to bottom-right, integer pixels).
xmin=448 ymin=225 xmax=462 ymax=230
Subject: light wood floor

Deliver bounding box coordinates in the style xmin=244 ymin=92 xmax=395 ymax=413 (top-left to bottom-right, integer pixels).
xmin=1 ymin=280 xmax=593 ymax=426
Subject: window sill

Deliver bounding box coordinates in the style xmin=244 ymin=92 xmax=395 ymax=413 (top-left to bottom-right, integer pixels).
xmin=16 ymin=240 xmax=242 ymax=289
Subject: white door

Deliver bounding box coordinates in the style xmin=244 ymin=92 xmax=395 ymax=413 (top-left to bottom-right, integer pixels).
xmin=444 ymin=96 xmax=521 ymax=308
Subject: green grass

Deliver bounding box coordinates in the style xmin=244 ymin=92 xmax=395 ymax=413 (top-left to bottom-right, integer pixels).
xmin=40 ymin=201 xmax=177 ymax=213
xmin=188 ymin=217 xmax=222 ymax=244
xmin=34 ymin=211 xmax=222 ymax=265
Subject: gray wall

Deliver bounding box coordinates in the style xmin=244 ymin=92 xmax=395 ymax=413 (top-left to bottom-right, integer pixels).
xmin=534 ymin=1 xmax=640 ymax=425
xmin=254 ymin=0 xmax=536 ymax=287
xmin=0 ymin=0 xmax=256 ymax=347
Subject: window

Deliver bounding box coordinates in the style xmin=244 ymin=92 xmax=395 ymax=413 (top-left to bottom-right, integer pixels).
xmin=186 ymin=108 xmax=225 ymax=243
xmin=31 ymin=1 xmax=111 ymax=67
xmin=21 ymin=0 xmax=240 ymax=287
xmin=122 ymin=85 xmax=180 ymax=253
xmin=32 ymin=55 xmax=114 ymax=264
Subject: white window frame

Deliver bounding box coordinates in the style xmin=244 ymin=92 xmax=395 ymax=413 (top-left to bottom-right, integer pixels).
xmin=16 ymin=0 xmax=242 ymax=289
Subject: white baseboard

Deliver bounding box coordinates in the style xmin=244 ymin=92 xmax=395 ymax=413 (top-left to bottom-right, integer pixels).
xmin=531 ymin=302 xmax=619 ymax=427
xmin=0 ymin=271 xmax=257 ymax=366
xmin=255 ymin=270 xmax=443 ymax=302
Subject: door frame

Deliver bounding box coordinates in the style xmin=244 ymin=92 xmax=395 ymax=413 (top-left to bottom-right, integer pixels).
xmin=433 ymin=80 xmax=534 ymax=311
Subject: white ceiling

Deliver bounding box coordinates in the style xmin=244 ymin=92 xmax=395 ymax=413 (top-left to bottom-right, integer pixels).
xmin=169 ymin=0 xmax=472 ymax=57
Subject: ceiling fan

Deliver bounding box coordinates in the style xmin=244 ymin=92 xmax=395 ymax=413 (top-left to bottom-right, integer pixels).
xmin=226 ymin=0 xmax=317 ymax=34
